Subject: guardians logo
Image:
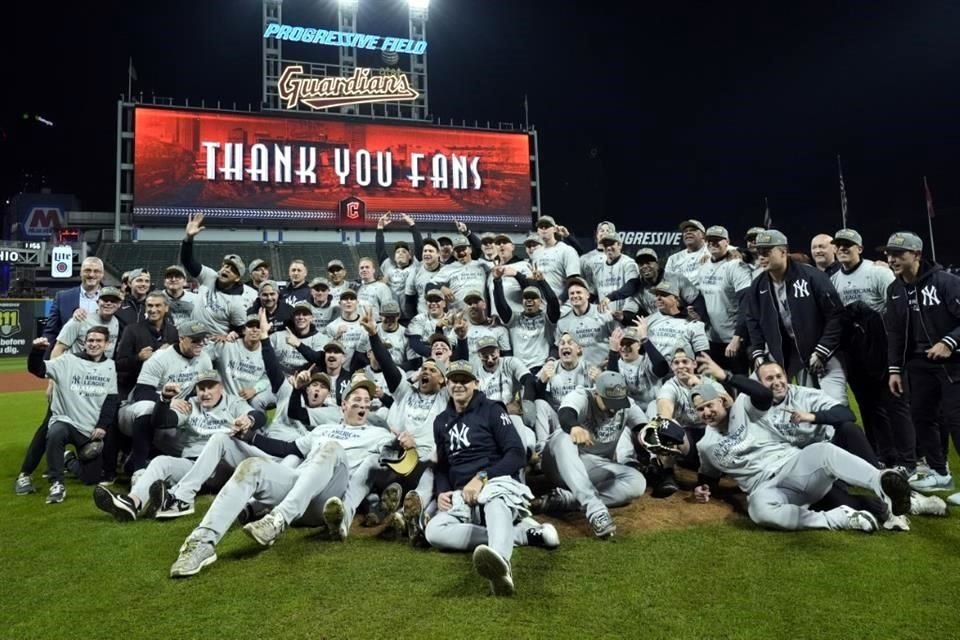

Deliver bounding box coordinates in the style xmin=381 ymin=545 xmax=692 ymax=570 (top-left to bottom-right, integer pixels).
xmin=278 ymin=66 xmax=419 ymax=111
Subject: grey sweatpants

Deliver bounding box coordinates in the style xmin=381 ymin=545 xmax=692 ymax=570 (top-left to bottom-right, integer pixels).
xmin=541 ymin=430 xmax=647 ymax=520
xmin=796 ymin=356 xmax=847 ymax=405
xmin=188 ymin=441 xmax=349 ymax=546
xmin=424 ymin=493 xmax=529 ymax=561
xmin=344 ymin=453 xmax=435 ymax=527
xmin=747 ymin=442 xmax=883 ymax=531
xmin=169 ymin=433 xmax=273 ymax=504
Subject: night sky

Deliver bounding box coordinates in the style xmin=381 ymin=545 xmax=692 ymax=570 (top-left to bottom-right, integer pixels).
xmin=4 ymin=1 xmax=960 ymax=263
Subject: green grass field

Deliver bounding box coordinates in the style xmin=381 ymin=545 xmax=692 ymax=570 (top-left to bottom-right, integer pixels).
xmin=2 ymin=388 xmax=960 ymax=639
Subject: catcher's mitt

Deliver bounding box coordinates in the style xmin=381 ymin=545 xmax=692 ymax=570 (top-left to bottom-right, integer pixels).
xmin=636 ymin=417 xmax=686 ymax=457
xmin=378 ymin=439 xmax=420 ymax=476
xmin=78 ymin=439 xmax=104 ymax=462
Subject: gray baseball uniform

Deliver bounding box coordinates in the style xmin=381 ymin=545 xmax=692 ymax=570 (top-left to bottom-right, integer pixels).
xmin=56 ymin=314 xmax=121 ymax=358
xmin=380 ymin=258 xmax=418 ymax=306
xmin=830 ymin=259 xmax=894 ymax=314
xmin=580 ymin=249 xmax=607 ymax=294
xmin=269 ymin=331 xmax=329 ymax=376
xmin=532 ymin=242 xmax=581 ymax=296
xmin=211 ymin=340 xmax=272 ymax=408
xmin=596 ymin=255 xmax=640 ymax=312
xmin=541 ymin=389 xmax=647 ymax=519
xmin=646 ymin=312 xmax=709 ymax=359
xmin=556 ymin=305 xmax=618 ymax=368
xmin=324 ymin=316 xmax=367 ymax=362
xmin=503 ymin=310 xmax=554 ymax=371
xmin=664 ymin=245 xmax=710 ymax=286
xmin=405 ymin=263 xmax=445 ymax=316
xmin=656 ymin=377 xmax=723 ymax=426
xmin=435 ymin=260 xmax=491 ymax=307
xmin=193 ymin=266 xmax=248 ymax=334
xmin=697 ymin=395 xmax=889 ymax=531
xmin=163 ymin=289 xmax=200 ymax=326
xmin=45 ymin=353 xmax=118 ymax=437
xmin=697 ymin=258 xmax=753 ymax=342
xmin=464 ymin=322 xmax=511 ymax=360
xmin=357 ymin=281 xmax=395 ymax=320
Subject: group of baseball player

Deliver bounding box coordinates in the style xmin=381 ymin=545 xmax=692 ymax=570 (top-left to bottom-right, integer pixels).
xmin=13 ymin=210 xmax=959 ymax=596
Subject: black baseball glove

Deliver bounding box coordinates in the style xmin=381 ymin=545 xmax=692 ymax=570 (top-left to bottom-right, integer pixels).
xmin=636 ymin=417 xmax=686 ymax=457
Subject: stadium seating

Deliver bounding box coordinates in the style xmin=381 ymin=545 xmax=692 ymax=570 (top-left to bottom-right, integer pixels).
xmin=98 ymin=241 xmax=367 ymax=284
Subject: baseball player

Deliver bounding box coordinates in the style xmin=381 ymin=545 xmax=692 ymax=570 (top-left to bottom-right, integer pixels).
xmin=306 ymin=277 xmax=339 ymax=331
xmin=93 ymin=370 xmax=265 ymax=521
xmin=406 ymin=288 xmax=456 ymax=361
xmin=375 ymin=212 xmax=422 ymax=309
xmin=281 ymin=259 xmax=311 ymax=306
xmin=830 ymin=228 xmax=914 ymax=471
xmin=119 ymin=320 xmax=214 ymax=475
xmin=324 ymin=289 xmax=369 ymax=363
xmin=210 ymin=314 xmax=274 ymax=410
xmin=484 ymin=233 xmax=532 ymax=318
xmin=241 ymin=258 xmax=270 ymax=310
xmin=404 ymin=239 xmax=444 ymax=318
xmin=745 ymin=229 xmax=847 ymax=403
xmin=537 ymin=371 xmax=648 ymax=538
xmin=579 ymin=221 xmax=618 ymax=294
xmin=359 ymin=301 xmax=408 ymax=368
xmin=161 ymin=265 xmax=200 ymax=326
xmin=697 ymin=225 xmax=754 ymax=373
xmin=51 ymin=286 xmax=123 ymax=359
xmin=474 ymin=336 xmax=538 ymax=451
xmin=115 ymin=269 xmax=152 ymax=331
xmin=22 ymin=330 xmax=119 ymax=503
xmin=605 ymin=321 xmax=671 ymax=408
xmin=180 ymin=213 xmax=248 ymax=334
xmin=688 ymin=366 xmax=912 ymax=532
xmin=433 ymin=236 xmax=492 ymax=310
xmin=617 ymin=248 xmax=706 ymax=324
xmin=492 ymin=270 xmax=560 ymax=372
xmin=271 ymin=302 xmax=330 ymax=376
xmin=425 ymin=360 xmax=559 ymax=597
xmin=168 ymin=376 xmax=391 ymax=578
xmin=556 ymin=277 xmax=618 ymax=368
xmin=461 ymin=290 xmax=512 ymax=359
xmin=530 ymin=215 xmax=582 ymax=296
xmin=645 ymin=279 xmax=710 ymax=361
xmin=664 ymin=220 xmax=710 ymax=286
xmin=534 ymin=333 xmax=596 ymax=440
xmin=356 ymin=257 xmax=395 ymax=320
xmin=594 ymin=231 xmax=640 ymax=314
xmin=884 ymin=231 xmax=960 ymax=493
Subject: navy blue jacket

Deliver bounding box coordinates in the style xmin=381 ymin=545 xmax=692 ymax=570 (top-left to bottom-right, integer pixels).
xmin=433 ymin=391 xmax=525 ymax=495
xmin=745 ymin=260 xmax=844 ymax=366
xmin=43 ymin=286 xmax=88 ymax=342
xmin=885 ymin=261 xmax=960 ymax=374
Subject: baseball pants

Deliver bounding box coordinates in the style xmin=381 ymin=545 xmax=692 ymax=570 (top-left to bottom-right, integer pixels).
xmin=795 ymin=356 xmax=848 ymax=405
xmin=905 ymin=359 xmax=960 ymax=476
xmin=747 ymin=442 xmax=885 ymax=531
xmin=46 ymin=421 xmax=101 ymax=484
xmin=187 ymin=441 xmax=349 ymax=546
xmin=130 ymin=456 xmax=194 ymax=506
xmin=119 ymin=401 xmax=180 ymax=471
xmin=168 ymin=433 xmax=273 ymax=505
xmin=534 ymin=399 xmax=560 ymax=444
xmin=342 ymin=453 xmax=435 ymax=528
xmin=425 ymin=493 xmax=530 ymax=562
xmin=541 ymin=430 xmax=647 ymax=520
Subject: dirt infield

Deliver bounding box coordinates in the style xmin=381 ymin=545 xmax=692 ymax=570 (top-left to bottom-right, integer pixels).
xmin=0 ymin=369 xmax=46 ymax=392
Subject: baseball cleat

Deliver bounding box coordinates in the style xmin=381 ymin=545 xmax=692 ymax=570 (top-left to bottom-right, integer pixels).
xmin=93 ymin=485 xmax=138 ymax=522
xmin=46 ymin=482 xmax=66 ymax=505
xmin=837 ymin=506 xmax=878 ymax=533
xmin=880 ymin=469 xmax=912 ymax=516
xmin=170 ymin=539 xmax=217 ymax=578
xmin=651 ymin=471 xmax=680 ymax=499
xmin=531 ymin=488 xmax=576 ymax=514
xmin=144 ymin=480 xmax=168 ymax=519
xmin=243 ymin=511 xmax=287 ymax=547
xmin=15 ymin=474 xmax=35 ymax=496
xmin=473 ymin=545 xmax=515 ymax=596
xmin=526 ymin=523 xmax=560 ymax=549
xmin=403 ymin=491 xmax=424 ymax=544
xmin=379 ymin=512 xmax=405 ymax=541
xmin=882 ymin=514 xmax=911 ymax=532
xmin=589 ymin=510 xmax=616 ymax=539
xmin=910 ymin=492 xmax=948 ymax=516
xmin=63 ymin=451 xmax=79 ymax=477
xmin=323 ymin=497 xmax=347 ymax=541
xmin=156 ymin=498 xmax=195 ymax=520
xmin=381 ymin=482 xmax=403 ymax=514
xmin=947 ymin=492 xmax=960 ymax=507
xmin=908 ymin=471 xmax=954 ymax=492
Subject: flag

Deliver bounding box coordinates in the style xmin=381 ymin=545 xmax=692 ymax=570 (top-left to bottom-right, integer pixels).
xmin=837 ymin=154 xmax=848 ymax=228
xmin=763 ymin=196 xmax=773 ymax=229
xmin=924 ymin=176 xmax=935 ymax=219
xmin=129 ymin=57 xmax=138 ymax=81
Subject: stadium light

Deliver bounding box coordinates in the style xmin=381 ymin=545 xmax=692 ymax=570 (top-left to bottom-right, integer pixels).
xmin=337 ymin=0 xmax=358 ymax=7
xmin=407 ymin=0 xmax=430 ymax=9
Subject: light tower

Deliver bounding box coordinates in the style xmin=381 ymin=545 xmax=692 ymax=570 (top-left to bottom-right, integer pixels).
xmin=337 ymin=0 xmax=359 ymax=116
xmin=406 ymin=0 xmax=429 ymax=120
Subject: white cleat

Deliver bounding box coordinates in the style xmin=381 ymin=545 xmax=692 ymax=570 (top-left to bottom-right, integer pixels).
xmin=837 ymin=506 xmax=878 ymax=533
xmin=243 ymin=511 xmax=287 ymax=547
xmin=947 ymin=492 xmax=960 ymax=507
xmin=323 ymin=497 xmax=347 ymax=541
xmin=473 ymin=544 xmax=515 ymax=596
xmin=910 ymin=492 xmax=948 ymax=517
xmin=882 ymin=514 xmax=911 ymax=532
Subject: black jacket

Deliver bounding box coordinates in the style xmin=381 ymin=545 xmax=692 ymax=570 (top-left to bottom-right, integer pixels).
xmin=885 ymin=261 xmax=960 ymax=374
xmin=433 ymin=391 xmax=525 ymax=494
xmin=745 ymin=260 xmax=844 ymax=367
xmin=115 ymin=294 xmax=148 ymax=332
xmin=114 ymin=318 xmax=179 ymax=397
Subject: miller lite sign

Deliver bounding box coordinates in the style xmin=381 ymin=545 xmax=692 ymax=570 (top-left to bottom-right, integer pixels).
xmin=51 ymin=246 xmax=73 ymax=279
xmin=25 ymin=207 xmax=65 ymax=238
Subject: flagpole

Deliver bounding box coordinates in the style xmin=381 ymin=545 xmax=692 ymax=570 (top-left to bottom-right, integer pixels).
xmin=924 ymin=175 xmax=938 ymax=263
xmin=128 ymin=57 xmax=133 ymax=100
xmin=837 ymin=154 xmax=848 ymax=229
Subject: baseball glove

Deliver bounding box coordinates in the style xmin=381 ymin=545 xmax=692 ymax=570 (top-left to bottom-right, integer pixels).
xmin=637 ymin=417 xmax=686 ymax=457
xmin=78 ymin=439 xmax=104 ymax=462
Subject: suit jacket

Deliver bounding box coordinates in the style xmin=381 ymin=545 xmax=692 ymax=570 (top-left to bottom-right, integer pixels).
xmin=43 ymin=287 xmax=93 ymax=342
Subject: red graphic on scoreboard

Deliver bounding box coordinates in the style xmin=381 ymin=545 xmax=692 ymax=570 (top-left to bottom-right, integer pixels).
xmin=133 ymin=107 xmax=533 ymax=229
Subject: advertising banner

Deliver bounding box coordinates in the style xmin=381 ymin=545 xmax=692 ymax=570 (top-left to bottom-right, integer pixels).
xmin=133 ymin=107 xmax=533 ymax=229
xmin=0 ymin=300 xmax=34 ymax=356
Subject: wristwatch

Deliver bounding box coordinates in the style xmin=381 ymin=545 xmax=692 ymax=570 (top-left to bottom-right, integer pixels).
xmin=477 ymin=471 xmax=488 ymax=484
